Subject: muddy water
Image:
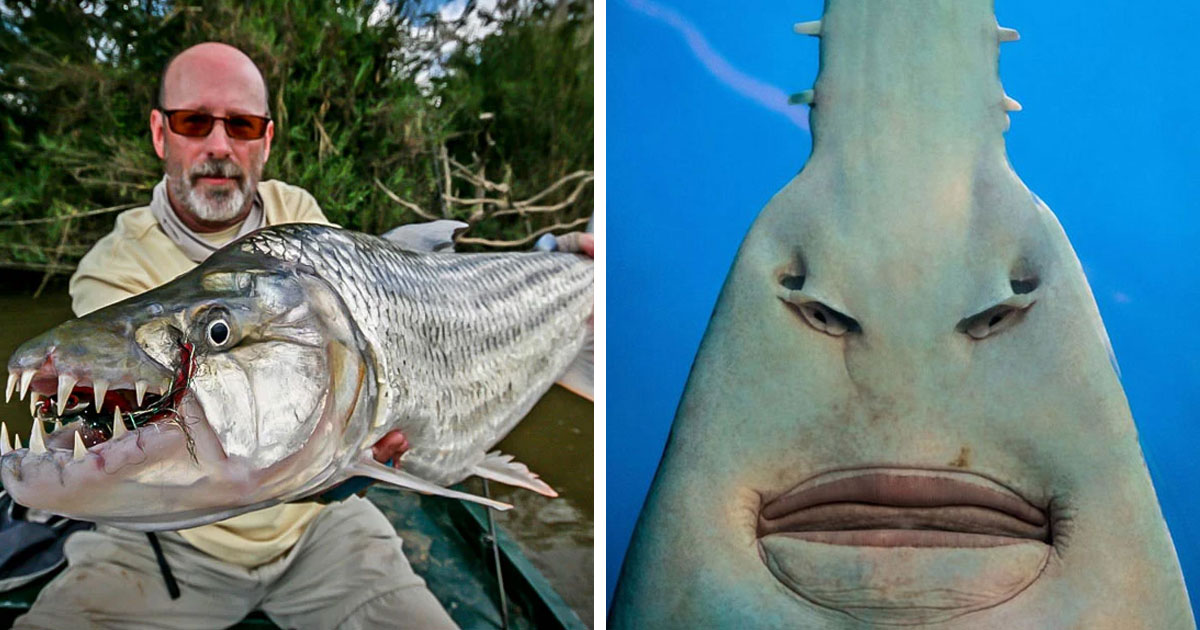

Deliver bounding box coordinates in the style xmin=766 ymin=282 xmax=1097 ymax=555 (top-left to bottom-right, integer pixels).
xmin=0 ymin=289 xmax=593 ymax=625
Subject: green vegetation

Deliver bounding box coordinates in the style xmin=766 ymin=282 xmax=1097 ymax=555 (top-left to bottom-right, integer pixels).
xmin=0 ymin=0 xmax=594 ymax=283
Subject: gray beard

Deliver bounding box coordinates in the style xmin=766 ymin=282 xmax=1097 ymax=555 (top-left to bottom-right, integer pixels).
xmin=163 ymin=149 xmax=258 ymax=223
xmin=181 ymin=181 xmax=248 ymax=222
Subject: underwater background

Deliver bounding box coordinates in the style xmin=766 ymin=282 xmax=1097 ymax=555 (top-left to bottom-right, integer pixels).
xmin=607 ymin=0 xmax=1200 ymax=614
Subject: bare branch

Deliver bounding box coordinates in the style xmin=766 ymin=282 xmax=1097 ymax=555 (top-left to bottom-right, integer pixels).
xmin=374 ymin=177 xmax=440 ymax=221
xmin=0 ymin=203 xmax=140 ymax=226
xmin=0 ymin=260 xmax=77 ymax=274
xmin=455 ymin=216 xmax=591 ymax=248
xmin=314 ymin=117 xmax=339 ymax=159
xmin=449 ymin=156 xmax=509 ymax=193
xmin=494 ymin=174 xmax=594 ymax=217
xmin=440 ymin=145 xmax=453 ymax=218
xmin=388 ymin=139 xmax=592 ymax=245
xmin=443 ymin=195 xmax=509 ymax=208
xmin=35 ymin=217 xmax=74 ymax=298
xmin=2 ymin=242 xmax=93 ymax=255
xmin=516 ymin=170 xmax=591 ymax=207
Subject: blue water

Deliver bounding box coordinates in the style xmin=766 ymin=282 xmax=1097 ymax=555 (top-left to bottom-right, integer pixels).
xmin=607 ymin=0 xmax=1200 ymax=613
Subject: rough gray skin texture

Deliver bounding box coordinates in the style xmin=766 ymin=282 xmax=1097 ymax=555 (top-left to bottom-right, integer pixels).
xmin=2 ymin=224 xmax=592 ymax=530
xmin=611 ymin=1 xmax=1193 ymax=628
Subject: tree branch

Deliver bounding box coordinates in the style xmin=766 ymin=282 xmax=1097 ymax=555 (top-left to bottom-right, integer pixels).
xmin=493 ymin=174 xmax=593 ymax=217
xmin=0 ymin=203 xmax=140 ymax=226
xmin=35 ymin=217 xmax=73 ymax=298
xmin=515 ymin=170 xmax=590 ymax=207
xmin=455 ymin=216 xmax=591 ymax=248
xmin=374 ymin=177 xmax=440 ymax=221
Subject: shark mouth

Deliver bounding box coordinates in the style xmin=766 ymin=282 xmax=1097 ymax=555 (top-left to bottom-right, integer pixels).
xmin=2 ymin=343 xmax=196 ymax=460
xmin=755 ymin=469 xmax=1055 ymax=622
xmin=757 ymin=469 xmax=1051 ymax=547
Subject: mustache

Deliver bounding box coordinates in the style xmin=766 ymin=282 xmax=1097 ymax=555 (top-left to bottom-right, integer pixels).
xmin=188 ymin=159 xmax=244 ymax=183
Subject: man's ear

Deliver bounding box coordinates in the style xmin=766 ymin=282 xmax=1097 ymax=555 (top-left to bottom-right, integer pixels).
xmin=262 ymin=119 xmax=274 ymax=164
xmin=150 ymin=109 xmax=167 ymax=159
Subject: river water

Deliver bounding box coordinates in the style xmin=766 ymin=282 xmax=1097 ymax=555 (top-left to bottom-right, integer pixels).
xmin=0 ymin=287 xmax=593 ymax=625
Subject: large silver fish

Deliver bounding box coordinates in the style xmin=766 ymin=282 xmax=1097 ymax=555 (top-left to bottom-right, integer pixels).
xmin=0 ymin=223 xmax=593 ymax=530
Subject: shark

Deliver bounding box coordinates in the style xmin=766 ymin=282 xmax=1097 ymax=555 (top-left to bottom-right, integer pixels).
xmin=610 ymin=1 xmax=1194 ymax=628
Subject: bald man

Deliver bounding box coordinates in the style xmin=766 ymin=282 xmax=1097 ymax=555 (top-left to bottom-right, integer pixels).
xmin=14 ymin=43 xmax=459 ymax=630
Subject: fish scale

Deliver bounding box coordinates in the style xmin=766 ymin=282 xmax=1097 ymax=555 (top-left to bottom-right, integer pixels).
xmin=2 ymin=221 xmax=591 ymax=528
xmin=235 ymin=224 xmax=593 ymax=485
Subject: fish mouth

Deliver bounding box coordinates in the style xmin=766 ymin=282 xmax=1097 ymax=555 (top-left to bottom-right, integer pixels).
xmin=2 ymin=341 xmax=195 ymax=462
xmin=758 ymin=468 xmax=1050 ymax=546
xmin=756 ymin=468 xmax=1053 ymax=624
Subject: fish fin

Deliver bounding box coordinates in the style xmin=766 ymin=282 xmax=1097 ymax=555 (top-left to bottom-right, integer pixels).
xmin=556 ymin=329 xmax=593 ymax=401
xmin=473 ymin=451 xmax=558 ymax=498
xmin=348 ymin=455 xmax=512 ymax=511
xmin=380 ymin=220 xmax=468 ymax=252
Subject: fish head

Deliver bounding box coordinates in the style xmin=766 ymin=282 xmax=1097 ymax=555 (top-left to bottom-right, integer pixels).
xmin=618 ymin=144 xmax=1168 ymax=630
xmin=2 ymin=254 xmax=374 ymax=530
xmin=613 ymin=1 xmax=1191 ymax=627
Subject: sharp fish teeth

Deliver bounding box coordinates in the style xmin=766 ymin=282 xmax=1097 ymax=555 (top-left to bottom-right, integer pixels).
xmin=14 ymin=435 xmax=21 ymax=450
xmin=19 ymin=370 xmax=34 ymax=400
xmin=1 ymin=423 xmax=10 ymax=455
xmin=135 ymin=381 xmax=148 ymax=407
xmin=30 ymin=393 xmax=41 ymax=418
xmin=56 ymin=374 xmax=78 ymax=417
xmin=53 ymin=419 xmax=62 ymax=433
xmin=73 ymin=432 xmax=87 ymax=460
xmin=111 ymin=408 xmax=128 ymax=439
xmin=92 ymin=379 xmax=109 ymax=412
xmin=160 ymin=378 xmax=172 ymax=396
xmin=4 ymin=373 xmax=15 ymax=403
xmin=29 ymin=418 xmax=47 ymax=455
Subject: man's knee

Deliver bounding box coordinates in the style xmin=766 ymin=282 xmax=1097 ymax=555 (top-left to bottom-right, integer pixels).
xmin=12 ymin=563 xmax=143 ymax=630
xmin=335 ymin=586 xmax=461 ymax=630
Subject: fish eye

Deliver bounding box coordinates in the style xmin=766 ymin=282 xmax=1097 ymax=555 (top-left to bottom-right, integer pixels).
xmin=206 ymin=319 xmax=231 ymax=346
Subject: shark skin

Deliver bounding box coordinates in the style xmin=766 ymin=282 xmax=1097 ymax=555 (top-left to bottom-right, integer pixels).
xmin=610 ymin=1 xmax=1193 ymax=628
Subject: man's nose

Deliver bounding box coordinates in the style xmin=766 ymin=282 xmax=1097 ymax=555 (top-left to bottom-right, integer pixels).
xmin=202 ymin=120 xmax=234 ymax=158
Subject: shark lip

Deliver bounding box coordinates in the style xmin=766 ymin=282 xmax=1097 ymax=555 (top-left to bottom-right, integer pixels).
xmin=757 ymin=468 xmax=1050 ymax=547
xmin=755 ymin=468 xmax=1054 ymax=624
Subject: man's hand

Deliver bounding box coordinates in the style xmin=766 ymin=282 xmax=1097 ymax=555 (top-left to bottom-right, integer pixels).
xmin=555 ymin=232 xmax=594 ymax=258
xmin=306 ymin=430 xmax=410 ymax=502
xmin=371 ymin=430 xmax=410 ymax=467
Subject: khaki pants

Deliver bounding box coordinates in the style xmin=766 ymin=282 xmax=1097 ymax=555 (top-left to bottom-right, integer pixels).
xmin=13 ymin=496 xmax=459 ymax=630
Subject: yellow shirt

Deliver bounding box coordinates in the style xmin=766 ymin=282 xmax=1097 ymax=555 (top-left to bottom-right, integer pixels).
xmin=70 ymin=180 xmax=331 ymax=567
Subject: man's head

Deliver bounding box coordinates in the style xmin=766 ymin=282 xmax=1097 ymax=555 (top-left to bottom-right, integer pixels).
xmin=151 ymin=43 xmax=273 ymax=231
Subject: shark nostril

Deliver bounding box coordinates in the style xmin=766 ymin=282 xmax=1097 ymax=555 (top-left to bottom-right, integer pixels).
xmin=1010 ymin=277 xmax=1038 ymax=294
xmin=780 ymin=274 xmax=806 ymax=291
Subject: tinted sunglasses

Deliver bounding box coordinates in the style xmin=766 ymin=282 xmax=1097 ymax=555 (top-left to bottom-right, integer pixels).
xmin=159 ymin=109 xmax=271 ymax=140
